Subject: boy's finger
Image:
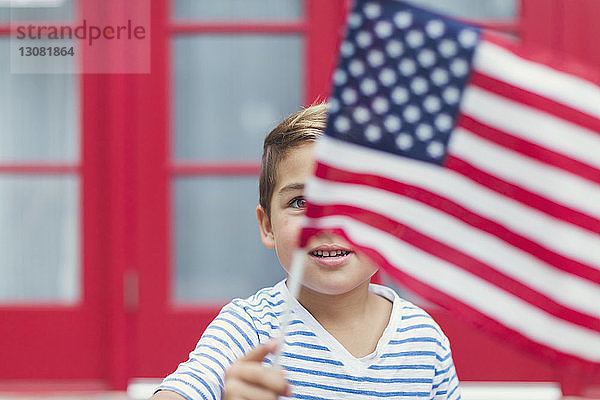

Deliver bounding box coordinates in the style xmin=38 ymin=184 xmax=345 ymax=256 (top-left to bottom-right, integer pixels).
xmin=236 ymin=362 xmax=290 ymax=396
xmin=238 ymin=340 xmax=279 ymax=362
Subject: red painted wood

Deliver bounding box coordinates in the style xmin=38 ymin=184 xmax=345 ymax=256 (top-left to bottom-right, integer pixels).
xmin=0 ymin=164 xmax=79 ymax=173
xmin=305 ymin=0 xmax=348 ymax=104
xmin=170 ymin=21 xmax=306 ymax=34
xmin=583 ymin=0 xmax=600 ymax=69
xmin=170 ymin=162 xmax=260 ymax=175
xmin=80 ymin=68 xmax=116 ymax=388
xmin=560 ymin=0 xmax=600 ymax=69
xmin=0 ymin=309 xmax=105 ymax=379
xmin=520 ymin=1 xmax=554 ymax=54
xmin=522 ymin=0 xmax=600 ymax=78
xmin=560 ymin=0 xmax=586 ymax=57
xmin=99 ymin=0 xmax=143 ymax=389
xmin=133 ymin=0 xmax=173 ymax=379
xmin=0 ymin=380 xmax=109 ymax=392
xmin=520 ymin=0 xmax=562 ymax=49
xmin=104 ymin=72 xmax=131 ymax=390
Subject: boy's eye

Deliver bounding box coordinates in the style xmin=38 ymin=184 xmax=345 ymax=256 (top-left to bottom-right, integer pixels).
xmin=289 ymin=197 xmax=306 ymax=209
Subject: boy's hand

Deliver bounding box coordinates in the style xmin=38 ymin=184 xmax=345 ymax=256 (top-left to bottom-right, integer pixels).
xmin=223 ymin=341 xmax=291 ymax=400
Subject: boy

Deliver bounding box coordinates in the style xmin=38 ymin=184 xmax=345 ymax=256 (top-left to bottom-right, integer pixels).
xmin=153 ymin=103 xmax=460 ymax=400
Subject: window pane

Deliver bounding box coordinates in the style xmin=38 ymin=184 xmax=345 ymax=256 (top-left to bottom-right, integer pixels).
xmin=0 ymin=39 xmax=79 ymax=161
xmin=173 ymin=35 xmax=303 ymax=161
xmin=173 ymin=0 xmax=302 ymax=20
xmin=0 ymin=175 xmax=79 ymax=304
xmin=404 ymin=0 xmax=518 ymax=20
xmin=0 ymin=0 xmax=75 ymax=22
xmin=174 ymin=176 xmax=283 ymax=302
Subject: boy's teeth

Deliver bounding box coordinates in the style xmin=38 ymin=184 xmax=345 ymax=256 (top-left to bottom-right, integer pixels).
xmin=310 ymin=250 xmax=350 ymax=257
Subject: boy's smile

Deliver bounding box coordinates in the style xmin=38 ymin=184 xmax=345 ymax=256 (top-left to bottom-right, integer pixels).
xmin=308 ymin=244 xmax=353 ymax=267
xmin=257 ymin=143 xmax=378 ymax=296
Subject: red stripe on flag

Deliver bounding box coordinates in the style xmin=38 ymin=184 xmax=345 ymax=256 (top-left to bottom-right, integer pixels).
xmin=300 ymin=225 xmax=600 ymax=372
xmin=457 ymin=114 xmax=600 ymax=185
xmin=469 ymin=71 xmax=600 ymax=135
xmin=382 ymin=262 xmax=600 ymax=373
xmin=313 ymin=162 xmax=600 ymax=285
xmin=305 ymin=203 xmax=600 ymax=332
xmin=445 ymin=154 xmax=600 ymax=235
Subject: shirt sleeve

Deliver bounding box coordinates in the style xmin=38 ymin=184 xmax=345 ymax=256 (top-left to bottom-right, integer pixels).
xmin=155 ymin=300 xmax=260 ymax=400
xmin=432 ymin=335 xmax=461 ymax=400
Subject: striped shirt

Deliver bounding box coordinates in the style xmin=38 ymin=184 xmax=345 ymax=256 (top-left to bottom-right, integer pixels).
xmin=157 ymin=280 xmax=461 ymax=400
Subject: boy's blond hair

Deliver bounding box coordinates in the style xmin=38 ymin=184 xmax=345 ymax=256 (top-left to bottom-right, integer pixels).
xmin=259 ymin=102 xmax=328 ymax=218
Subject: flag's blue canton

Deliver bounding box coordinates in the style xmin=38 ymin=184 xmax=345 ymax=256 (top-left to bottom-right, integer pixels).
xmin=327 ymin=0 xmax=481 ymax=165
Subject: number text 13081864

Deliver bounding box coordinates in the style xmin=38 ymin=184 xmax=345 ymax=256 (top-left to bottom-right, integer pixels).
xmin=18 ymin=47 xmax=75 ymax=57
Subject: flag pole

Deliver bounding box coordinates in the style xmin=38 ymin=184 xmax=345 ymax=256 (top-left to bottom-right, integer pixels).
xmin=272 ymin=248 xmax=307 ymax=369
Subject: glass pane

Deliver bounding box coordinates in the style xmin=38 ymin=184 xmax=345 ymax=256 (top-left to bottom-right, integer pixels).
xmin=0 ymin=38 xmax=79 ymax=161
xmin=173 ymin=35 xmax=303 ymax=161
xmin=404 ymin=0 xmax=518 ymax=20
xmin=174 ymin=176 xmax=283 ymax=302
xmin=0 ymin=175 xmax=80 ymax=304
xmin=0 ymin=0 xmax=75 ymax=22
xmin=173 ymin=0 xmax=302 ymax=20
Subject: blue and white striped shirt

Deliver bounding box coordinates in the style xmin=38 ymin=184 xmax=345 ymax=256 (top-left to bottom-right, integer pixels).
xmin=157 ymin=280 xmax=461 ymax=400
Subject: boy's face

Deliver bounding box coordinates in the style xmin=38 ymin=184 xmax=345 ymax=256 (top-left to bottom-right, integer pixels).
xmin=257 ymin=143 xmax=378 ymax=296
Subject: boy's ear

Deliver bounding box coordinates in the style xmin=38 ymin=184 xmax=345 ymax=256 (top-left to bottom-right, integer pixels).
xmin=256 ymin=205 xmax=275 ymax=249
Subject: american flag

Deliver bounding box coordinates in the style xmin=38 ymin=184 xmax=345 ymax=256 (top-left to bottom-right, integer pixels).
xmin=300 ymin=0 xmax=600 ymax=371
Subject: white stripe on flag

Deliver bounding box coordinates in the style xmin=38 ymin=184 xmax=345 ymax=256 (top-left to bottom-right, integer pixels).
xmin=314 ymin=137 xmax=600 ymax=269
xmin=449 ymin=127 xmax=600 ymax=219
xmin=474 ymin=40 xmax=600 ymax=119
xmin=461 ymin=85 xmax=600 ymax=170
xmin=303 ymin=214 xmax=600 ymax=362
xmin=308 ymin=176 xmax=600 ymax=317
